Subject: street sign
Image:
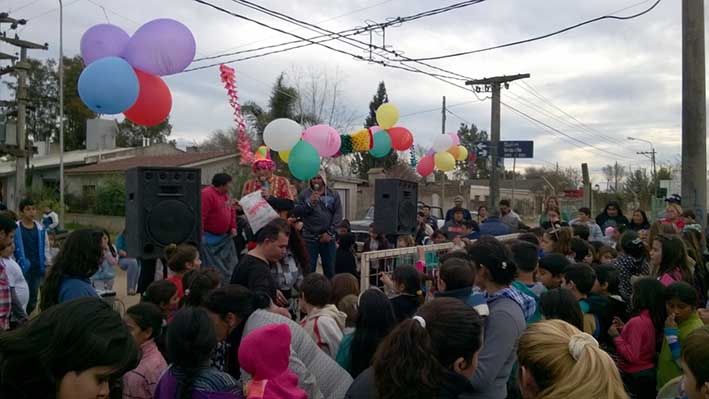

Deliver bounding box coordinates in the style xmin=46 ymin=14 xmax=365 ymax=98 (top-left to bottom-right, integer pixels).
xmin=474 ymin=141 xmax=491 ymax=158
xmin=498 ymin=140 xmax=533 ymax=158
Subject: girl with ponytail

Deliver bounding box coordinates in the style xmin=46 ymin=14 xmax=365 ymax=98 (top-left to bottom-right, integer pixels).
xmin=164 ymin=243 xmax=202 ymax=299
xmin=155 ymin=307 xmax=241 ymax=399
xmin=345 ymin=298 xmax=484 ymax=399
xmin=517 ymin=319 xmax=628 ymax=399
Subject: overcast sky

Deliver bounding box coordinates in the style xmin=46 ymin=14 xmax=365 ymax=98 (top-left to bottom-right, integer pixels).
xmin=2 ymin=0 xmax=702 ymax=184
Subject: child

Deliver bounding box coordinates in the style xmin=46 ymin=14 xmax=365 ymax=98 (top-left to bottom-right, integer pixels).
xmin=337 ymin=294 xmax=358 ymax=336
xmin=678 ymin=326 xmax=709 ymax=399
xmin=562 ymin=263 xmax=599 ymax=337
xmin=116 ymin=229 xmax=140 ymax=296
xmin=45 ymin=231 xmax=60 ymax=267
xmin=510 ymin=240 xmax=545 ymax=323
xmin=657 ymin=281 xmax=704 ymax=391
xmin=539 ymin=288 xmax=584 ymax=331
xmin=299 ymin=273 xmax=346 ymax=358
xmin=142 ymin=280 xmax=179 ymax=319
xmin=612 ymin=231 xmax=650 ymax=309
xmin=0 ymin=242 xmax=28 ymax=317
xmin=123 ymin=302 xmax=168 ymax=399
xmin=608 ymin=278 xmax=665 ymax=398
xmin=91 ymin=230 xmax=117 ymax=291
xmin=41 ymin=205 xmax=58 ymax=232
xmin=650 ymin=234 xmax=694 ymax=287
xmin=239 ymin=324 xmax=307 ymax=399
xmin=394 ymin=235 xmax=416 ymax=267
xmin=588 ymin=264 xmax=629 ymax=348
xmin=538 ymin=253 xmax=570 ymax=290
xmin=331 ymin=273 xmax=359 ymax=307
xmin=569 ymin=237 xmax=591 ymax=263
xmin=540 ymin=227 xmax=573 ymax=258
xmin=335 ymin=233 xmax=358 ymax=277
xmin=434 ymin=257 xmax=489 ymax=317
xmin=164 ymin=243 xmax=202 ymax=298
xmin=380 ymin=265 xmax=424 ymax=322
xmin=597 ymin=245 xmax=618 ymax=265
xmin=13 ymin=198 xmax=49 ymax=315
xmin=181 ymin=268 xmax=221 ymax=308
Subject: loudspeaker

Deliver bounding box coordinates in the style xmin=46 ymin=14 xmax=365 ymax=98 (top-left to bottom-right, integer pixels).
xmin=125 ymin=167 xmax=201 ymax=259
xmin=374 ymin=178 xmax=418 ymax=235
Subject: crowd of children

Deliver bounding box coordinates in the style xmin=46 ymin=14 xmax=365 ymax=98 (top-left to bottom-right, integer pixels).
xmin=0 ymin=194 xmax=709 ymax=399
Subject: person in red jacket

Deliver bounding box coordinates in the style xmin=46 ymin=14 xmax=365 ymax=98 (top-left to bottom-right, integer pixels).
xmin=201 ymin=173 xmax=238 ymax=285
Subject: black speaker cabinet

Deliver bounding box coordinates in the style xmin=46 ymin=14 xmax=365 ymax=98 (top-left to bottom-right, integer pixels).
xmin=374 ymin=178 xmax=419 ymax=235
xmin=125 ymin=167 xmax=201 ymax=259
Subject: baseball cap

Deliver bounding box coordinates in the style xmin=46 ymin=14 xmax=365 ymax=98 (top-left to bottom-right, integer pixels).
xmin=665 ymin=194 xmax=681 ymax=204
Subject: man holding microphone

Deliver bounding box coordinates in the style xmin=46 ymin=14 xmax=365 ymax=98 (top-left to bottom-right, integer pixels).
xmin=294 ymin=173 xmax=342 ymax=278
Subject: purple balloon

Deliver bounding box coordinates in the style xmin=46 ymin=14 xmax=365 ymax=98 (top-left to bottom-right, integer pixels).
xmin=122 ymin=19 xmax=196 ymax=76
xmin=80 ymin=24 xmax=130 ymax=65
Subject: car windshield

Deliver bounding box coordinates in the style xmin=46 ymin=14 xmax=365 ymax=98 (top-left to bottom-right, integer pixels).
xmin=366 ymin=206 xmax=374 ymax=220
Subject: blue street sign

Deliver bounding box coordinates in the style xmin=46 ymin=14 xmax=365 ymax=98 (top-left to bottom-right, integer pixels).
xmin=498 ymin=140 xmax=534 ymax=158
xmin=474 ymin=141 xmax=491 ymax=158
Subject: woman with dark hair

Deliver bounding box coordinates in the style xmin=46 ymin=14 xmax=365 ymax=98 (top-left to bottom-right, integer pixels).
xmin=123 ymin=302 xmax=168 ymax=399
xmin=155 ymin=307 xmax=240 ymax=399
xmin=203 ymin=285 xmax=352 ymax=399
xmin=181 ymin=268 xmax=221 ymax=308
xmin=477 ymin=205 xmax=488 ymax=224
xmin=651 ymin=234 xmax=694 ymax=286
xmin=337 ymin=288 xmax=396 ymax=378
xmin=39 ymin=229 xmax=104 ymax=311
xmin=0 ymin=297 xmax=140 ymax=398
xmin=595 ymin=200 xmax=630 ymax=234
xmin=628 ymin=209 xmax=651 ymax=232
xmin=466 ymin=237 xmax=533 ymax=398
xmin=612 ymin=230 xmax=651 ymax=307
xmin=345 ymin=298 xmax=484 ymax=399
xmin=539 ymin=288 xmax=585 ymax=331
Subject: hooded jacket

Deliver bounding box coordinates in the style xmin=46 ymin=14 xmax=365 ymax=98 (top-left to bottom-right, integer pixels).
xmin=13 ymin=220 xmax=50 ymax=274
xmin=595 ymin=202 xmax=629 ymax=234
xmin=300 ymin=304 xmax=347 ymax=359
xmin=294 ymin=174 xmax=343 ymax=242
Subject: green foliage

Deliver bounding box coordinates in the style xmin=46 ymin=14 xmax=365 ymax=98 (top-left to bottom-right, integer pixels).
xmin=117 ymin=118 xmax=172 ymax=147
xmin=94 ymin=175 xmax=125 ymax=216
xmin=455 ymin=123 xmax=490 ymax=179
xmin=350 ymin=81 xmax=398 ymax=179
xmin=27 ymin=186 xmax=62 ymax=213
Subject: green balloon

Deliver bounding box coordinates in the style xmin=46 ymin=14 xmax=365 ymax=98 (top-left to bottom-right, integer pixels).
xmin=369 ymin=130 xmax=392 ymax=158
xmin=288 ymin=140 xmax=321 ymax=180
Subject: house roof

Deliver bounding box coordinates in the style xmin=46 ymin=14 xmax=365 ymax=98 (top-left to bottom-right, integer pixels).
xmin=0 ymin=146 xmax=135 ymax=176
xmin=66 ymin=151 xmax=236 ymax=174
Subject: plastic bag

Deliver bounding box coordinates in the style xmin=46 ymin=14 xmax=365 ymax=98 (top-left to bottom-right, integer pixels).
xmin=240 ymin=191 xmax=279 ymax=234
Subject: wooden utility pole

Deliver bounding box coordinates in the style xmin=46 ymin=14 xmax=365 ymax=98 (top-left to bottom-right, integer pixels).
xmin=0 ymin=24 xmax=48 ymax=209
xmin=440 ymin=96 xmax=446 ymax=207
xmin=465 ymin=73 xmax=530 ymax=210
xmin=582 ymin=163 xmax=591 ymax=209
xmin=682 ymin=0 xmax=707 ymax=227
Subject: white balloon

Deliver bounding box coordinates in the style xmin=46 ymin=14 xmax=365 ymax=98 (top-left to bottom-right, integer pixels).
xmin=263 ymin=118 xmax=303 ymax=151
xmin=432 ymin=134 xmax=454 ymax=153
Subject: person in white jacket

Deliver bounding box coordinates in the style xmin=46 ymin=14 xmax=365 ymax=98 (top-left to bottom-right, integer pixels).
xmin=299 ymin=273 xmax=347 ymax=359
xmin=570 ymin=207 xmax=604 ymax=242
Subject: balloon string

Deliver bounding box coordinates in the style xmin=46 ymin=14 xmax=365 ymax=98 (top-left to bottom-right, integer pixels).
xmin=219 ymin=64 xmax=253 ymax=165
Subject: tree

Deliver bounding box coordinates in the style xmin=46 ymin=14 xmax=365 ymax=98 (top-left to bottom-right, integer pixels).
xmin=116 ymin=118 xmax=172 ymax=147
xmin=454 ymin=122 xmax=490 ymax=179
xmin=241 ymin=73 xmax=302 ymax=144
xmin=198 ymin=127 xmax=238 ymax=152
xmin=350 ymin=81 xmax=398 ymax=179
xmin=1 ymin=55 xmax=95 ymax=151
xmin=624 ymin=168 xmax=653 ymax=209
xmin=601 ymin=162 xmax=626 ymax=192
xmin=523 ymin=166 xmax=579 ymax=195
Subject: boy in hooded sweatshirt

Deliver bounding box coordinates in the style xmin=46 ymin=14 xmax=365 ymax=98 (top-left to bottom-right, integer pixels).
xmin=299 ymin=273 xmax=346 ymax=359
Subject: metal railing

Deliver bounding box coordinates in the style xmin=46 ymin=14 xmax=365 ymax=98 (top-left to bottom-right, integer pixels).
xmin=359 ymin=234 xmax=521 ymax=291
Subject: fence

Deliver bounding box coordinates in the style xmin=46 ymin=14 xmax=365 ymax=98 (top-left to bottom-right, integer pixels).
xmin=359 ymin=234 xmax=520 ymax=291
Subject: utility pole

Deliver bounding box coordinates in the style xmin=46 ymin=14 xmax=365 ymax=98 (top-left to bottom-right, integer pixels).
xmin=465 ymin=73 xmax=530 ymax=210
xmin=682 ymin=0 xmax=707 ymax=227
xmin=440 ymin=96 xmax=446 ymax=207
xmin=0 ymin=18 xmax=48 ymax=210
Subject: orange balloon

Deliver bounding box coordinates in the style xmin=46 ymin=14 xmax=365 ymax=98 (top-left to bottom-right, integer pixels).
xmin=448 ymin=146 xmax=460 ymax=159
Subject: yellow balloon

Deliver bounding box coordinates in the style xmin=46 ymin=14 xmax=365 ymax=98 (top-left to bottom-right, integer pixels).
xmin=456 ymin=146 xmax=468 ymax=161
xmin=434 ymin=151 xmax=456 ymax=172
xmin=278 ymin=150 xmax=290 ymax=163
xmin=375 ymin=103 xmax=399 ymax=129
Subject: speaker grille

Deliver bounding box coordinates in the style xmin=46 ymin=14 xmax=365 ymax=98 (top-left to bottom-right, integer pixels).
xmin=146 ymin=199 xmax=195 ymax=248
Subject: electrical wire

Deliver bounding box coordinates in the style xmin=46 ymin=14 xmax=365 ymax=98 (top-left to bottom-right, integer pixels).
xmin=407 ymin=0 xmax=663 ymax=61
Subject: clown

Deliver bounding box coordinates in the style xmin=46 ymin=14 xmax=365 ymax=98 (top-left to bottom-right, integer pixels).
xmin=241 ymin=146 xmax=295 ymax=200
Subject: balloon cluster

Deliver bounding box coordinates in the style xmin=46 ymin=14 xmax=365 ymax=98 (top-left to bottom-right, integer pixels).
xmin=262 ymin=102 xmax=414 ymax=181
xmin=77 ymin=20 xmax=196 ymax=126
xmin=416 ymin=133 xmax=469 ymax=177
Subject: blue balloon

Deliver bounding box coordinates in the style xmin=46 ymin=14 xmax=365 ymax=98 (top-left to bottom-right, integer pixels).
xmin=78 ymin=56 xmax=139 ymax=114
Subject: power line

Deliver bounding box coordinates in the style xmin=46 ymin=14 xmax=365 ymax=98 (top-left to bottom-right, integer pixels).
xmin=407 ymin=0 xmax=663 ymax=61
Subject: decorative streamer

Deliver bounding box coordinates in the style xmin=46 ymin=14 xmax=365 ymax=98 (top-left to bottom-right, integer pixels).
xmin=219 ymin=64 xmax=253 ymax=165
xmin=410 ymin=143 xmax=417 ymax=167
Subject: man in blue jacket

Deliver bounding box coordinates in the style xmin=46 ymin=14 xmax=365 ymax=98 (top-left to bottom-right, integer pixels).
xmin=479 ymin=209 xmax=512 ymax=237
xmin=14 ymin=198 xmax=48 ymax=314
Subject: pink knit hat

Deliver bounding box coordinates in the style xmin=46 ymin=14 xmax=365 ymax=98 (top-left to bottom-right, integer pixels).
xmin=238 ymin=324 xmax=307 ymax=399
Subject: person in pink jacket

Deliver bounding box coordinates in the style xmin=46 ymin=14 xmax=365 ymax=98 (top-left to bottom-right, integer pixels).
xmin=608 ymin=277 xmax=666 ymax=398
xmin=123 ymin=303 xmax=168 ymax=399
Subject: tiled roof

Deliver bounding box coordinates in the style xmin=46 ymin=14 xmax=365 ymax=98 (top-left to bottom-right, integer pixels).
xmin=66 ymin=151 xmax=235 ymax=174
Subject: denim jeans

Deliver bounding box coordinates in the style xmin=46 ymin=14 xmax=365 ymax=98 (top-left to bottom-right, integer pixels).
xmin=23 ymin=269 xmax=42 ymax=315
xmin=119 ymin=258 xmax=141 ymax=294
xmin=306 ymin=239 xmax=336 ymax=278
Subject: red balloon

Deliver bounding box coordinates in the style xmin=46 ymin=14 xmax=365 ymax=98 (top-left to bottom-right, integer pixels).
xmin=387 ymin=126 xmax=414 ymax=151
xmin=124 ymin=68 xmax=172 ymax=126
xmin=416 ymin=155 xmax=435 ymax=177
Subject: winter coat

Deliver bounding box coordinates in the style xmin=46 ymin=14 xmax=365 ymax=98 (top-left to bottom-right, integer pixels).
xmin=300 ymin=304 xmax=347 ymax=359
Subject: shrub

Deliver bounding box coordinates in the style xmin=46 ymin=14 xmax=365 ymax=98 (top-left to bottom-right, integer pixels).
xmin=94 ymin=174 xmax=125 ymax=216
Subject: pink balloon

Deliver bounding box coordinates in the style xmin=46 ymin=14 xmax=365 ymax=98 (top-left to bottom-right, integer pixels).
xmin=448 ymin=133 xmax=460 ymax=146
xmin=369 ymin=125 xmax=382 ymax=134
xmin=417 ymin=155 xmax=435 ymax=176
xmin=302 ymin=124 xmax=341 ymax=157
